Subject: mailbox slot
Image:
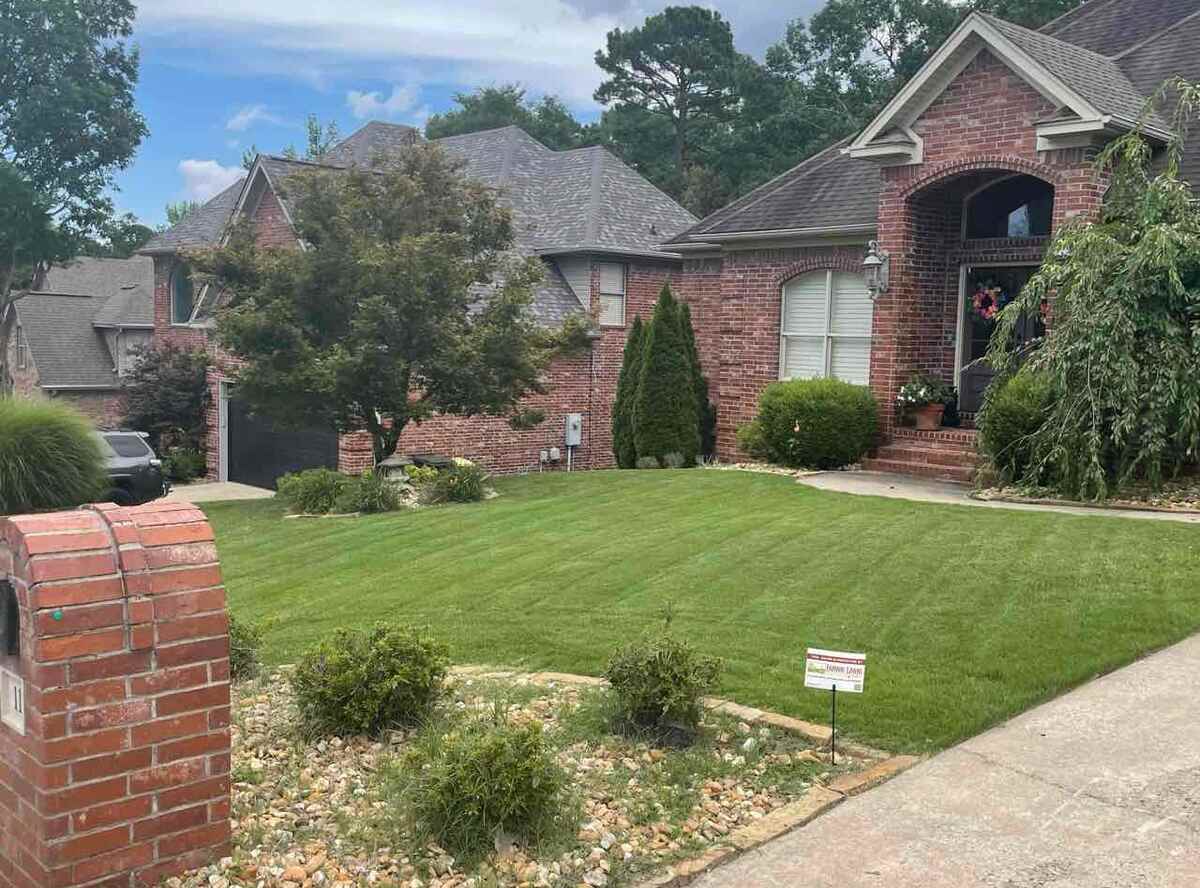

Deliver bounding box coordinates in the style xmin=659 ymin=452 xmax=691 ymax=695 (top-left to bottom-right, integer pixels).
xmin=1 ymin=580 xmax=17 ymax=657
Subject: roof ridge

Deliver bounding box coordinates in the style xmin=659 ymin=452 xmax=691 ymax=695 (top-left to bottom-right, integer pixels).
xmin=1110 ymin=6 xmax=1200 ymax=60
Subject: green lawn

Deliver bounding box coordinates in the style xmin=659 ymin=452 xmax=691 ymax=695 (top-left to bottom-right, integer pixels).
xmin=202 ymin=470 xmax=1200 ymax=754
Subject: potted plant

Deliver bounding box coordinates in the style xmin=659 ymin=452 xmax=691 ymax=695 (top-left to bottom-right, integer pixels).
xmin=897 ymin=374 xmax=954 ymax=430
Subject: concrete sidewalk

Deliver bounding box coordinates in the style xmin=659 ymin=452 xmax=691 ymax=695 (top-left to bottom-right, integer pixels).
xmin=800 ymin=470 xmax=1200 ymax=524
xmin=164 ymin=481 xmax=274 ymax=503
xmin=693 ymin=634 xmax=1200 ymax=888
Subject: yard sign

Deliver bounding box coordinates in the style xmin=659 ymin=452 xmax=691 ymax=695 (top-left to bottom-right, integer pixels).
xmin=804 ymin=648 xmax=866 ymax=765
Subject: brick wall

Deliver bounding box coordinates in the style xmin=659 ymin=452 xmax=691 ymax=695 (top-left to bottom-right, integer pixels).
xmin=677 ymin=245 xmax=870 ymax=459
xmin=0 ymin=500 xmax=231 ymax=888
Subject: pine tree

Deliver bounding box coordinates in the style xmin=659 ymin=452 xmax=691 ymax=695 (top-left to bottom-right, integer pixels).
xmin=678 ymin=302 xmax=716 ymax=460
xmin=611 ymin=316 xmax=646 ymax=468
xmin=634 ymin=285 xmax=700 ymax=466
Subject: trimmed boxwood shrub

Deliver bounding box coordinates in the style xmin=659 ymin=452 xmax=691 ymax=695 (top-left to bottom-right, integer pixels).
xmin=0 ymin=398 xmax=106 ymax=514
xmin=604 ymin=635 xmax=722 ymax=740
xmin=398 ymin=717 xmax=570 ymax=862
xmin=754 ymin=378 xmax=878 ymax=469
xmin=978 ymin=369 xmax=1055 ymax=483
xmin=276 ymin=468 xmax=348 ymax=514
xmin=290 ymin=623 xmax=450 ymax=737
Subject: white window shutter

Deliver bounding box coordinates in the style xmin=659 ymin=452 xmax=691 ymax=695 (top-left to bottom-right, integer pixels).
xmin=830 ymin=272 xmax=873 ymax=337
xmin=830 ymin=339 xmax=871 ymax=385
xmin=782 ymin=272 xmax=828 ymax=336
xmin=782 ymin=336 xmax=825 ymax=379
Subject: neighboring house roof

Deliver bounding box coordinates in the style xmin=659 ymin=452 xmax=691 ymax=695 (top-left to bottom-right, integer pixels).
xmin=140 ymin=179 xmax=246 ymax=254
xmin=142 ymin=122 xmax=697 ymax=326
xmin=41 ymin=256 xmax=155 ymax=328
xmin=8 ymin=257 xmax=156 ymax=390
xmin=668 ymin=3 xmax=1200 ymax=248
xmin=11 ymin=293 xmax=119 ymax=389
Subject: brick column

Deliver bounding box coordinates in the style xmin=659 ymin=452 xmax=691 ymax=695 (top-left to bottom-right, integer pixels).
xmin=0 ymin=501 xmax=231 ymax=888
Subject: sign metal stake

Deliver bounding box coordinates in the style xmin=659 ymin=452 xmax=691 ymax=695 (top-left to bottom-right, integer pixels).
xmin=831 ymin=685 xmax=837 ymax=766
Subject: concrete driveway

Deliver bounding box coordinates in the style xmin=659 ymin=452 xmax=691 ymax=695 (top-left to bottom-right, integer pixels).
xmin=693 ymin=634 xmax=1200 ymax=887
xmin=164 ymin=481 xmax=274 ymax=503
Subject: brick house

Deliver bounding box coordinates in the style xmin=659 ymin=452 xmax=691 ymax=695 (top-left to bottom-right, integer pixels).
xmin=666 ymin=3 xmax=1199 ymax=480
xmin=139 ymin=124 xmax=696 ymax=485
xmin=0 ymin=257 xmax=155 ymax=428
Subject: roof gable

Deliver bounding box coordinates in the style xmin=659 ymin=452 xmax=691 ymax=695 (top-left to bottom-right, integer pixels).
xmin=12 ymin=293 xmax=119 ymax=389
xmin=848 ymin=11 xmax=1170 ymax=165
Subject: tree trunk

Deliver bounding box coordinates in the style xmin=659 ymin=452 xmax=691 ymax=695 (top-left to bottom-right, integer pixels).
xmin=675 ymin=109 xmax=688 ymax=178
xmin=369 ymin=415 xmax=408 ymax=468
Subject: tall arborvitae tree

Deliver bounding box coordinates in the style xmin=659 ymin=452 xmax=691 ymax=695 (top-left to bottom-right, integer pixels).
xmin=679 ymin=302 xmax=716 ymax=460
xmin=634 ymin=285 xmax=699 ymax=466
xmin=612 ymin=316 xmax=646 ymax=468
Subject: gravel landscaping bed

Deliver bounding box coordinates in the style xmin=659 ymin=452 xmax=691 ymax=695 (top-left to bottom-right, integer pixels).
xmin=176 ymin=669 xmax=877 ymax=888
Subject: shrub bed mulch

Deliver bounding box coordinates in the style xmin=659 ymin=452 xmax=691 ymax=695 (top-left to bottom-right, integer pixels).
xmin=973 ymin=476 xmax=1200 ymax=515
xmin=177 ymin=669 xmax=904 ymax=888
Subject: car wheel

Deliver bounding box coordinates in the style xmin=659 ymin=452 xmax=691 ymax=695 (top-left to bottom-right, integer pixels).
xmin=105 ymin=488 xmax=134 ymax=506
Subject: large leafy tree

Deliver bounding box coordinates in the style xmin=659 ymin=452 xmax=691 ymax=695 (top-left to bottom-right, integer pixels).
xmin=0 ymin=0 xmax=147 ymax=307
xmin=988 ymin=79 xmax=1200 ymax=499
xmin=426 ymin=85 xmax=585 ymax=151
xmin=196 ymin=144 xmax=581 ymax=464
xmin=594 ymin=6 xmax=739 ymax=182
xmin=123 ymin=343 xmax=212 ymax=453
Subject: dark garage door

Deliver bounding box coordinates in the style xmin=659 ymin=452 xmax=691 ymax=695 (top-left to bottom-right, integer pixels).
xmin=227 ymin=400 xmax=339 ymax=490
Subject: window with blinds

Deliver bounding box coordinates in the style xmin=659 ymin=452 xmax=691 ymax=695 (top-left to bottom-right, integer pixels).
xmin=780 ymin=270 xmax=873 ymax=386
xmin=598 ymin=262 xmax=626 ymax=327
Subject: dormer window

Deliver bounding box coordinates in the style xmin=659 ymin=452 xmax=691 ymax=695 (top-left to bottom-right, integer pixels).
xmin=171 ymin=263 xmax=195 ymax=325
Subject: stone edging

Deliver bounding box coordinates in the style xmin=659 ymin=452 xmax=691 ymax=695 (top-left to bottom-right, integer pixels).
xmin=970 ymin=490 xmax=1200 ymax=516
xmin=453 ymin=667 xmax=921 ymax=888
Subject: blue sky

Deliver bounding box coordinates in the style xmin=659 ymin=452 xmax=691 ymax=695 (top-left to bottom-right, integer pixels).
xmin=117 ymin=1 xmax=823 ymax=227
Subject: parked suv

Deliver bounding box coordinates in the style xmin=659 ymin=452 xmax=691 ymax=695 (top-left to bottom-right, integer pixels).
xmin=95 ymin=431 xmax=171 ymax=506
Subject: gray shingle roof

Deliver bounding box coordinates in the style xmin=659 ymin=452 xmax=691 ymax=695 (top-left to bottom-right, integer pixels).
xmin=1042 ymin=0 xmax=1200 ymax=57
xmin=140 ymin=179 xmax=246 ymax=254
xmin=982 ymin=14 xmax=1171 ymax=132
xmin=12 ymin=293 xmax=119 ymax=389
xmin=41 ymin=256 xmax=155 ymax=328
xmin=662 ymin=141 xmax=880 ymax=245
xmin=322 ymin=121 xmax=420 ymax=166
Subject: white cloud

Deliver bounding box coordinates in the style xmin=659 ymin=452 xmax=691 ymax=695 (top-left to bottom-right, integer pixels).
xmin=346 ymin=84 xmax=421 ymax=120
xmin=226 ymin=104 xmax=287 ymax=131
xmin=178 ymin=159 xmax=245 ymax=201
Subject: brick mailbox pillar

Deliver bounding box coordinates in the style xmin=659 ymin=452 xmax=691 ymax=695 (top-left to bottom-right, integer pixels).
xmin=0 ymin=501 xmax=231 ymax=888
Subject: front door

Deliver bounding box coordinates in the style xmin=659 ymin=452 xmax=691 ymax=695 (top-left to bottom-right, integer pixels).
xmin=957 ymin=265 xmax=1043 ymax=414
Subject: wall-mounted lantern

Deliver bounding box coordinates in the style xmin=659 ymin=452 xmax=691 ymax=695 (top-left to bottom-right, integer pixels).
xmin=863 ymin=241 xmax=891 ymax=302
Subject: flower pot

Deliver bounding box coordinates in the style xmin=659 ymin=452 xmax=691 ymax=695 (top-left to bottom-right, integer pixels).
xmin=914 ymin=403 xmax=945 ymax=431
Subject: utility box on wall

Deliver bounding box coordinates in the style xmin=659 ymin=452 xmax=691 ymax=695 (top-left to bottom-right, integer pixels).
xmin=565 ymin=413 xmax=583 ymax=447
xmin=0 ymin=501 xmax=233 ymax=888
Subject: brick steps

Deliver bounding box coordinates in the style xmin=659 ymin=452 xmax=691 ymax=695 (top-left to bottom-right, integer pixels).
xmin=862 ymin=428 xmax=981 ymax=484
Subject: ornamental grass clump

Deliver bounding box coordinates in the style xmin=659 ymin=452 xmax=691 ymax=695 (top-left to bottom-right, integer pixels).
xmin=290 ymin=623 xmax=450 ymax=737
xmin=0 ymin=398 xmax=106 ymax=514
xmin=604 ymin=634 xmax=722 ymax=743
xmin=987 ymin=80 xmax=1200 ymax=499
xmin=393 ymin=714 xmax=572 ymax=864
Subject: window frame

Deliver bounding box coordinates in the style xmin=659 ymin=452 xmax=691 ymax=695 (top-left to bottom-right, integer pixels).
xmin=170 ymin=263 xmax=196 ymax=326
xmin=14 ymin=325 xmax=26 ymax=370
xmin=597 ymin=262 xmax=627 ymax=328
xmin=778 ymin=269 xmax=873 ymax=385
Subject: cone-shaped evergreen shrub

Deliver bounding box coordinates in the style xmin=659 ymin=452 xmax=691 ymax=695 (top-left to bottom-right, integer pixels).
xmin=679 ymin=302 xmax=716 ymax=460
xmin=611 ymin=316 xmax=645 ymax=468
xmin=634 ymin=286 xmax=699 ymax=466
xmin=0 ymin=399 xmax=106 ymax=514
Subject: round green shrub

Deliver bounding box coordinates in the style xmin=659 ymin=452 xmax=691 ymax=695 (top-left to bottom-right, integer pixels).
xmin=635 ymin=455 xmax=661 ymax=470
xmin=735 ymin=419 xmax=769 ymax=459
xmin=0 ymin=398 xmax=106 ymax=514
xmin=276 ymin=468 xmax=349 ymax=514
xmin=399 ymin=717 xmax=570 ymax=862
xmin=290 ymin=623 xmax=450 ymax=737
xmin=604 ymin=635 xmax=722 ymax=739
xmin=755 ymin=379 xmax=878 ymax=469
xmin=163 ymin=447 xmax=207 ymax=484
xmin=978 ymin=369 xmax=1055 ymax=483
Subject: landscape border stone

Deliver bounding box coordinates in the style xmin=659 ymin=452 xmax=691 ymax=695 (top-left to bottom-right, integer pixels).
xmin=970 ymin=489 xmax=1200 ymax=516
xmin=450 ymin=666 xmax=922 ymax=888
